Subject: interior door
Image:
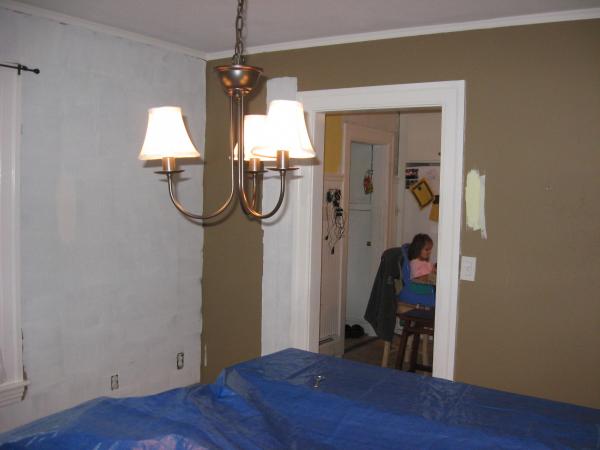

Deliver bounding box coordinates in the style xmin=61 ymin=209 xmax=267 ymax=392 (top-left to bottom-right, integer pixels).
xmin=345 ymin=142 xmax=375 ymax=334
xmin=370 ymin=144 xmax=392 ymax=289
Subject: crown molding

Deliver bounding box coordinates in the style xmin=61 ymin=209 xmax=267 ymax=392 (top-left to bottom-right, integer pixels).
xmin=0 ymin=0 xmax=207 ymax=61
xmin=207 ymin=7 xmax=600 ymax=60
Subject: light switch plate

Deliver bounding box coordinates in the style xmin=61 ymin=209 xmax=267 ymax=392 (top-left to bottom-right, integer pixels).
xmin=460 ymin=256 xmax=477 ymax=281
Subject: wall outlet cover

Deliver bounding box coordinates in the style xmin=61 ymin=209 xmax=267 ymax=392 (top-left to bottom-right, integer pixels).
xmin=110 ymin=374 xmax=119 ymax=391
xmin=460 ymin=256 xmax=477 ymax=281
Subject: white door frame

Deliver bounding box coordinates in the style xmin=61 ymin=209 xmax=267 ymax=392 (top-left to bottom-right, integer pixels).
xmin=262 ymin=81 xmax=464 ymax=380
xmin=284 ymin=81 xmax=465 ymax=380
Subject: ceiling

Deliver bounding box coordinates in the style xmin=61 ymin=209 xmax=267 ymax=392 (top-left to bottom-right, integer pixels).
xmin=12 ymin=0 xmax=600 ymax=57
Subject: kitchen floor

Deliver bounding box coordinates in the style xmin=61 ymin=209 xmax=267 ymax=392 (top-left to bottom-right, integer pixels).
xmin=343 ymin=336 xmax=433 ymax=376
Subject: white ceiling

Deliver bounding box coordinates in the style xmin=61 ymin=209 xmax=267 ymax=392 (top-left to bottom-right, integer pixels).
xmin=11 ymin=0 xmax=600 ymax=57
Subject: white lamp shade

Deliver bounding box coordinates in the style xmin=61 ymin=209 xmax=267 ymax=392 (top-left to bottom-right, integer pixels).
xmin=233 ymin=115 xmax=274 ymax=161
xmin=138 ymin=106 xmax=200 ymax=160
xmin=251 ymin=100 xmax=316 ymax=159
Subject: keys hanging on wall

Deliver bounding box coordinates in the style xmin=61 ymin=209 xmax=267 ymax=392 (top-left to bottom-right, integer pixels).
xmin=324 ymin=189 xmax=345 ymax=255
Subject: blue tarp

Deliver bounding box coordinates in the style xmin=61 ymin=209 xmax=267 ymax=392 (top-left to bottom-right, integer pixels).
xmin=1 ymin=348 xmax=599 ymax=449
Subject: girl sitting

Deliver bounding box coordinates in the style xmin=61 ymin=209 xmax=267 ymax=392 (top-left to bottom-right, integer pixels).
xmin=408 ymin=234 xmax=435 ymax=280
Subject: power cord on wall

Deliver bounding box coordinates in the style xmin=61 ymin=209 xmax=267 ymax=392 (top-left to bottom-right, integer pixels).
xmin=324 ymin=189 xmax=345 ymax=254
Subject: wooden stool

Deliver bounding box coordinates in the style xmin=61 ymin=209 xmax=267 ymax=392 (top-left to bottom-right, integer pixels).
xmin=381 ymin=302 xmax=424 ymax=367
xmin=394 ymin=308 xmax=435 ymax=373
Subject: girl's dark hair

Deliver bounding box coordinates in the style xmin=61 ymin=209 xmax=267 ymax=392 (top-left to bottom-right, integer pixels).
xmin=408 ymin=234 xmax=433 ymax=260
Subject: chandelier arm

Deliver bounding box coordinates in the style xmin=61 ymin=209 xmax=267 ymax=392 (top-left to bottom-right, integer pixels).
xmin=239 ymin=171 xmax=287 ymax=219
xmin=162 ymin=91 xmax=239 ymax=221
xmin=250 ymin=173 xmax=258 ymax=209
xmin=166 ymin=173 xmax=234 ymax=220
xmin=250 ymin=172 xmax=287 ymax=219
xmin=239 ymin=166 xmax=288 ymax=220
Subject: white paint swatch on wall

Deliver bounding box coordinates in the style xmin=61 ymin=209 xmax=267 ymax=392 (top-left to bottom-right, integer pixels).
xmin=465 ymin=169 xmax=487 ymax=239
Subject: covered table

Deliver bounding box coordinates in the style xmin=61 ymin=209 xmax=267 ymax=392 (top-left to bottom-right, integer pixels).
xmin=1 ymin=348 xmax=599 ymax=449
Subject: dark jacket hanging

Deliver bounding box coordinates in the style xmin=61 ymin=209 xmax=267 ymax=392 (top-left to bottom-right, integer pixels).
xmin=364 ymin=247 xmax=403 ymax=342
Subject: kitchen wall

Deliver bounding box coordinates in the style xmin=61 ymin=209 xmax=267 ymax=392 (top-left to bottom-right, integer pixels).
xmin=396 ymin=111 xmax=441 ymax=250
xmin=202 ymin=19 xmax=600 ymax=408
xmin=0 ymin=7 xmax=205 ymax=431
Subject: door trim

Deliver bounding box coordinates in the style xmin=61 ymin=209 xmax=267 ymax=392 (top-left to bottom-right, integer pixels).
xmin=261 ymin=81 xmax=465 ymax=381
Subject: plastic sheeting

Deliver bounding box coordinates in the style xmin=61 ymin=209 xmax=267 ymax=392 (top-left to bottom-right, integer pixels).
xmin=1 ymin=348 xmax=599 ymax=449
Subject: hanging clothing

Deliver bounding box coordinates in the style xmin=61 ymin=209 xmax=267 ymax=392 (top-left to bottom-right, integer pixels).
xmin=364 ymin=247 xmax=403 ymax=342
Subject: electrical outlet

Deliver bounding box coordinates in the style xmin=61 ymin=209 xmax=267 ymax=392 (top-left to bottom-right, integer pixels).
xmin=110 ymin=374 xmax=119 ymax=391
xmin=176 ymin=352 xmax=184 ymax=370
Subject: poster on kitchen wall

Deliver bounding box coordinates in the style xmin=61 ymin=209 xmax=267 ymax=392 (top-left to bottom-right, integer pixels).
xmin=405 ymin=168 xmax=419 ymax=188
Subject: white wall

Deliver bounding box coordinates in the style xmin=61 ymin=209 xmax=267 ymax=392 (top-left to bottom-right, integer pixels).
xmin=396 ymin=111 xmax=441 ymax=251
xmin=0 ymin=8 xmax=205 ymax=432
xmin=260 ymin=78 xmax=297 ymax=356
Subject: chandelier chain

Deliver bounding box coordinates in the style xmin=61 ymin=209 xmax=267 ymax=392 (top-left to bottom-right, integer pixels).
xmin=233 ymin=0 xmax=246 ymax=64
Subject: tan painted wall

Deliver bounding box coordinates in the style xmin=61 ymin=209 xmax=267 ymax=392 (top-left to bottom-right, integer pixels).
xmin=402 ymin=111 xmax=441 ymax=162
xmin=203 ymin=20 xmax=600 ymax=408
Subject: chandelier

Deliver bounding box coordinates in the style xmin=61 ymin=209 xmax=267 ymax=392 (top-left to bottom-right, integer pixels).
xmin=139 ymin=0 xmax=315 ymax=220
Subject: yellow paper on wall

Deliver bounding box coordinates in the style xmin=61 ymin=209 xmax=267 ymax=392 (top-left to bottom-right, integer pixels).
xmin=429 ymin=201 xmax=439 ymax=222
xmin=410 ymin=178 xmax=434 ymax=209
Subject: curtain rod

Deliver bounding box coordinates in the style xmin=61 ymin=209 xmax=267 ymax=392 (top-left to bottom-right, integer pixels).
xmin=0 ymin=63 xmax=40 ymax=75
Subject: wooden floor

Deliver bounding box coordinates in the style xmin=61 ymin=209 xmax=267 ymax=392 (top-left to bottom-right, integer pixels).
xmin=343 ymin=336 xmax=433 ymax=376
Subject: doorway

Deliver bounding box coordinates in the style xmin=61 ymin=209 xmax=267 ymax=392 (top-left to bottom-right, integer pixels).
xmin=319 ymin=111 xmax=442 ymax=373
xmin=319 ymin=120 xmax=395 ymax=357
xmin=261 ymin=81 xmax=465 ymax=381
